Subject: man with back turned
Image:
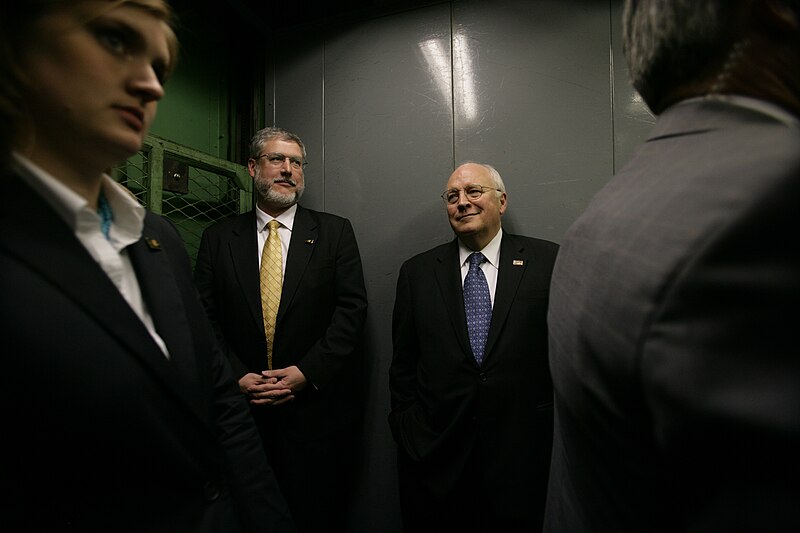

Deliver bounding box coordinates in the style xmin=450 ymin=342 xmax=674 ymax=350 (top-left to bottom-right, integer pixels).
xmin=545 ymin=1 xmax=800 ymax=531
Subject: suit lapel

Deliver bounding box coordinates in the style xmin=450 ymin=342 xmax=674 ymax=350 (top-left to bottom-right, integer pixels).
xmin=128 ymin=219 xmax=204 ymax=416
xmin=484 ymin=234 xmax=526 ymax=361
xmin=434 ymin=239 xmax=473 ymax=359
xmin=279 ymin=206 xmax=318 ymax=319
xmin=228 ymin=212 xmax=263 ymax=331
xmin=1 ymin=177 xmax=178 ymax=391
xmin=3 ymin=175 xmax=214 ymax=433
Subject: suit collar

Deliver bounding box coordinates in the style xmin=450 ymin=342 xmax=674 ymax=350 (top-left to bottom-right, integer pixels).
xmin=227 ymin=211 xmax=262 ymax=329
xmin=280 ymin=206 xmax=318 ymax=318
xmin=434 ymin=240 xmax=472 ymax=359
xmin=673 ymin=95 xmax=798 ymax=128
xmin=649 ymin=97 xmax=795 ymax=143
xmin=128 ymin=218 xmax=203 ymax=412
xmin=484 ymin=233 xmax=528 ymax=360
xmin=231 ymin=209 xmax=257 ymax=237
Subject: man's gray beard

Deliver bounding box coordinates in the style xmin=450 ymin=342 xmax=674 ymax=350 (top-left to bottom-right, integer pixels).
xmin=255 ymin=179 xmax=305 ymax=208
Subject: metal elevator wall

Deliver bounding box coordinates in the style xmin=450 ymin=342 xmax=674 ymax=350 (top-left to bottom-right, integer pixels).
xmin=262 ymin=1 xmax=653 ymax=531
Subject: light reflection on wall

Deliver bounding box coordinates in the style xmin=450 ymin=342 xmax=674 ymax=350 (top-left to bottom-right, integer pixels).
xmin=453 ymin=31 xmax=477 ymax=122
xmin=418 ymin=37 xmax=450 ymax=100
xmin=418 ymin=32 xmax=478 ymax=122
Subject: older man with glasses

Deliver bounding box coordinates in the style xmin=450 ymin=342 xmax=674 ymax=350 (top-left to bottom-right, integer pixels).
xmin=389 ymin=162 xmax=559 ymax=532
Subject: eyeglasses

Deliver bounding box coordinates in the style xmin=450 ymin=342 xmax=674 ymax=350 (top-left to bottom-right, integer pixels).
xmin=253 ymin=152 xmax=307 ymax=170
xmin=441 ymin=185 xmax=502 ymax=205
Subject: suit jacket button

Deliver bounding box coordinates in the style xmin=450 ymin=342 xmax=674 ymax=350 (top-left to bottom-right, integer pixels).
xmin=203 ymin=481 xmax=220 ymax=502
xmin=479 ymin=372 xmax=487 ymax=382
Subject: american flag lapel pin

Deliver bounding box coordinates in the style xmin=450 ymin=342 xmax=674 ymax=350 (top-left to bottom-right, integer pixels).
xmin=512 ymin=259 xmax=524 ymax=266
xmin=305 ymin=239 xmax=315 ymax=244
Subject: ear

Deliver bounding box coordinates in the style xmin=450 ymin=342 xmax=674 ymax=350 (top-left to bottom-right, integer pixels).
xmin=247 ymin=158 xmax=257 ymax=177
xmin=498 ymin=191 xmax=507 ymax=216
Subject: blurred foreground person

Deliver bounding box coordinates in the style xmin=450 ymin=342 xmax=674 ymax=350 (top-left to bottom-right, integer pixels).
xmin=0 ymin=2 xmax=295 ymax=531
xmin=545 ymin=1 xmax=800 ymax=531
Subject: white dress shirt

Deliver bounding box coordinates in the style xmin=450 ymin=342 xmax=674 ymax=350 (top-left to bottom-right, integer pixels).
xmin=458 ymin=228 xmax=503 ymax=307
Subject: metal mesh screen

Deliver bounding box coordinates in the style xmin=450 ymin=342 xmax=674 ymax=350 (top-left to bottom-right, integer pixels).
xmin=114 ymin=151 xmax=150 ymax=206
xmin=112 ymin=135 xmax=252 ymax=267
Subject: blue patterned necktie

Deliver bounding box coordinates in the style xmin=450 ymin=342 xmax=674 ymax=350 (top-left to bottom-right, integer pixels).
xmin=464 ymin=252 xmax=491 ymax=365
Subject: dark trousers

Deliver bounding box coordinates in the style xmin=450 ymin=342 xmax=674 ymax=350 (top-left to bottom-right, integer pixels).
xmin=397 ymin=445 xmax=537 ymax=533
xmin=259 ymin=423 xmax=358 ymax=533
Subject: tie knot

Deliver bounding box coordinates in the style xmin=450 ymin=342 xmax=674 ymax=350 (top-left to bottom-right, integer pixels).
xmin=468 ymin=252 xmax=485 ymax=268
xmin=268 ymin=220 xmax=280 ymax=231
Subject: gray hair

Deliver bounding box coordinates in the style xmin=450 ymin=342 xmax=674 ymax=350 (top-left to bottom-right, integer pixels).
xmin=249 ymin=126 xmax=307 ymax=160
xmin=482 ymin=163 xmax=506 ymax=194
xmin=459 ymin=161 xmax=506 ymax=194
xmin=622 ymin=0 xmax=746 ymax=113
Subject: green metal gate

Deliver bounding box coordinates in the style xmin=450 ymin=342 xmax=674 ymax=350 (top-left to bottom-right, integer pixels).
xmin=112 ymin=134 xmax=252 ymax=266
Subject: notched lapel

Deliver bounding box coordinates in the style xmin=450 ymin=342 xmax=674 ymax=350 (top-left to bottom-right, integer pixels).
xmin=128 ymin=233 xmax=205 ymax=418
xmin=279 ymin=207 xmax=318 ymax=319
xmin=434 ymin=241 xmax=472 ymax=359
xmin=484 ymin=237 xmax=526 ymax=361
xmin=228 ymin=214 xmax=263 ymax=331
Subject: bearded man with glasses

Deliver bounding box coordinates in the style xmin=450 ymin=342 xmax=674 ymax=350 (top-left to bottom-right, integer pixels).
xmin=195 ymin=126 xmax=368 ymax=533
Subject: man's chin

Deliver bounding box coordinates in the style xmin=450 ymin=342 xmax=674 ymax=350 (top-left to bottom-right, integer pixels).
xmin=452 ymin=225 xmax=477 ymax=236
xmin=265 ymin=189 xmax=304 ymax=207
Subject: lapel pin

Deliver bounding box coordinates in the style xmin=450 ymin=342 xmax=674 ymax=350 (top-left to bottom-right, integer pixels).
xmin=145 ymin=238 xmax=162 ymax=250
xmin=512 ymin=259 xmax=524 ymax=266
xmin=305 ymin=239 xmax=315 ymax=244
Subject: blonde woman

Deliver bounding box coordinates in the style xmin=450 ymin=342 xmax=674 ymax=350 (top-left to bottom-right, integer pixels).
xmin=0 ymin=2 xmax=295 ymax=531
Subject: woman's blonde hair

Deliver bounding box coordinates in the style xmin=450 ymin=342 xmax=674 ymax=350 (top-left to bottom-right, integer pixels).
xmin=0 ymin=0 xmax=179 ymax=167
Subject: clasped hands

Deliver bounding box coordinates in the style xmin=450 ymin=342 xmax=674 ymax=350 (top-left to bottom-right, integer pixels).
xmin=239 ymin=365 xmax=307 ymax=406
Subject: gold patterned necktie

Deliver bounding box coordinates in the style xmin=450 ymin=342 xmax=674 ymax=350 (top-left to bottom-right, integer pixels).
xmin=260 ymin=219 xmax=283 ymax=369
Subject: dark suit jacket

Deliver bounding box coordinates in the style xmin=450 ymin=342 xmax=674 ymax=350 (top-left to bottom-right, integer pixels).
xmin=389 ymin=232 xmax=558 ymax=521
xmin=0 ymin=173 xmax=295 ymax=532
xmin=194 ymin=206 xmax=367 ymax=441
xmin=544 ymin=99 xmax=800 ymax=532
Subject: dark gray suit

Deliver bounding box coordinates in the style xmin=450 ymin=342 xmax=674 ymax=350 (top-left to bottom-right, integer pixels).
xmin=390 ymin=232 xmax=558 ymax=529
xmin=545 ymin=99 xmax=800 ymax=532
xmin=0 ymin=172 xmax=294 ymax=532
